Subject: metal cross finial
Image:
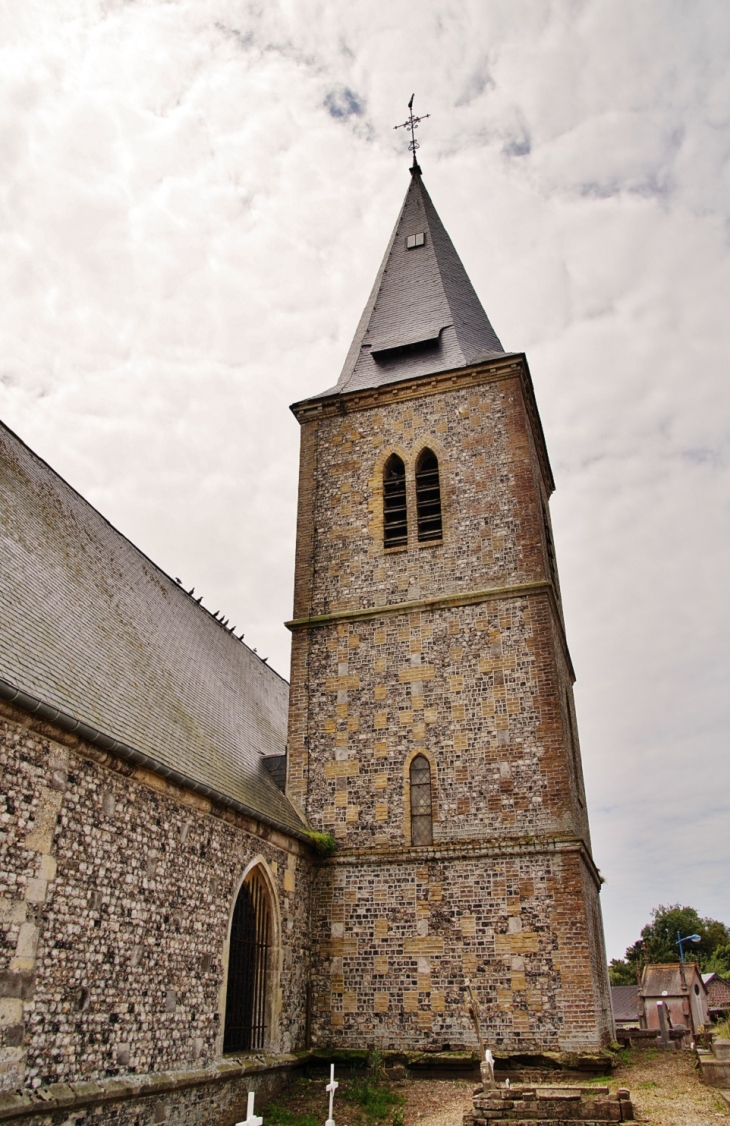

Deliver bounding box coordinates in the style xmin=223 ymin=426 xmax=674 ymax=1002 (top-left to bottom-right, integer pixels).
xmin=394 ymin=93 xmax=431 ymax=171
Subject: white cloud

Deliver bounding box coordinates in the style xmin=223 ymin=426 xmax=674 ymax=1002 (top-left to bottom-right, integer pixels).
xmin=1 ymin=0 xmax=729 ymax=960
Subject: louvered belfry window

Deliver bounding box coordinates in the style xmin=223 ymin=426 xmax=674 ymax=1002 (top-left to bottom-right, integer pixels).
xmin=415 ymin=449 xmax=442 ymax=542
xmin=409 ymin=754 xmax=433 ymax=846
xmin=223 ymin=868 xmax=271 ymax=1052
xmin=383 ymin=453 xmax=408 ymax=547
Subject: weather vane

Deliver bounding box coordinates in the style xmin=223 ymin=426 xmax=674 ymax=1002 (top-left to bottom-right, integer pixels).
xmin=394 ymin=94 xmax=430 ymax=170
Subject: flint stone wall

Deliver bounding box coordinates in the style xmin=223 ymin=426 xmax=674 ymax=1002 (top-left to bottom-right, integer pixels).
xmin=0 ymin=1055 xmax=297 ymax=1126
xmin=291 ymin=365 xmax=552 ymax=621
xmin=288 ymin=362 xmax=613 ymax=1053
xmin=310 ymin=848 xmax=604 ymax=1053
xmin=0 ymin=702 xmax=312 ymax=1095
xmin=295 ymin=596 xmax=584 ymax=849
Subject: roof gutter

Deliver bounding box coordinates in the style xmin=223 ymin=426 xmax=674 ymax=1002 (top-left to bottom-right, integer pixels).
xmin=0 ymin=676 xmax=311 ymax=846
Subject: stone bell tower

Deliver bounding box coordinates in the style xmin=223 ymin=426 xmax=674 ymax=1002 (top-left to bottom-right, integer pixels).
xmin=286 ymin=164 xmax=614 ymax=1054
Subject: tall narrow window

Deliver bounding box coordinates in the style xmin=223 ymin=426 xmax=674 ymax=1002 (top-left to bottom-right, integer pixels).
xmin=415 ymin=449 xmax=442 ymax=542
xmin=409 ymin=754 xmax=433 ymax=846
xmin=224 ymin=867 xmax=271 ymax=1052
xmin=383 ymin=454 xmax=407 ymax=547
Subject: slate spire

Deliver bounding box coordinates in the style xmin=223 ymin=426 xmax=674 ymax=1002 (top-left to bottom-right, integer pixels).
xmin=333 ymin=167 xmax=505 ymax=396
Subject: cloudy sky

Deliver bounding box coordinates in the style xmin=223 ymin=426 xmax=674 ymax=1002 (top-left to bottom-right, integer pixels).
xmin=2 ymin=0 xmax=729 ymax=961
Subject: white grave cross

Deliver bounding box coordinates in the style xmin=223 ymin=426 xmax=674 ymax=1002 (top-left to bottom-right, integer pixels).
xmin=325 ymin=1063 xmax=339 ymax=1126
xmin=236 ymin=1090 xmax=263 ymax=1126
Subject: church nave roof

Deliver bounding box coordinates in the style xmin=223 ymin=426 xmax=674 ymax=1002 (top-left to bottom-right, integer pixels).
xmin=0 ymin=421 xmax=306 ymax=838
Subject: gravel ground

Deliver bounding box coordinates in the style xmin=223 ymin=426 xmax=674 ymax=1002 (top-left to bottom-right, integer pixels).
xmin=399 ymin=1079 xmax=473 ymax=1126
xmin=259 ymin=1074 xmax=474 ymax=1126
xmin=410 ymin=1050 xmax=730 ymax=1126
xmin=610 ymin=1048 xmax=729 ymax=1125
xmin=260 ymin=1051 xmax=730 ymax=1126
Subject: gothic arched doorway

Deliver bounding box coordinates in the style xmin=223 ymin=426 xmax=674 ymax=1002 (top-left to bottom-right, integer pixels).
xmin=223 ymin=866 xmax=272 ymax=1052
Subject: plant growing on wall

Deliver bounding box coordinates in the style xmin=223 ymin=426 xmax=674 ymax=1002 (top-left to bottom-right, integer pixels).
xmin=306 ymin=831 xmax=337 ymax=858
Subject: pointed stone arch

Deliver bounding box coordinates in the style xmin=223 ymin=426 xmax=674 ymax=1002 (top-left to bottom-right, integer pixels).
xmin=403 ymin=746 xmax=438 ymax=846
xmin=414 ymin=447 xmax=443 ymax=543
xmin=383 ymin=452 xmax=408 ymax=548
xmin=221 ymin=857 xmax=280 ymax=1053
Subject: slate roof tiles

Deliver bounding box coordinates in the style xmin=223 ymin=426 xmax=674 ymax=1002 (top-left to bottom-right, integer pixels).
xmin=0 ymin=422 xmax=305 ymax=837
xmin=320 ymin=167 xmax=506 ymax=398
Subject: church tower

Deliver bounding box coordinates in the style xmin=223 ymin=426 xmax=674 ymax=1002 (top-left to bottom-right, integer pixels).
xmin=286 ymin=165 xmax=613 ymax=1053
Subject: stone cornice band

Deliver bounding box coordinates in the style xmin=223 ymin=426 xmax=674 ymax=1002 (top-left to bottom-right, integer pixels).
xmin=286 ymin=579 xmax=574 ymax=680
xmin=290 ymin=352 xmax=556 ymax=497
xmin=327 ymin=835 xmax=603 ymax=891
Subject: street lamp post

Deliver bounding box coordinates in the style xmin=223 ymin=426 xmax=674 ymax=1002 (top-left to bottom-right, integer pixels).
xmin=675 ymin=931 xmax=701 ymax=963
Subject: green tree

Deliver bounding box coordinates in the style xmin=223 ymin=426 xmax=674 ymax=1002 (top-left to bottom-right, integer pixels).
xmin=609 ymin=904 xmax=730 ymax=978
xmin=608 ymin=958 xmax=637 ymax=986
xmin=705 ymin=942 xmax=730 ymax=976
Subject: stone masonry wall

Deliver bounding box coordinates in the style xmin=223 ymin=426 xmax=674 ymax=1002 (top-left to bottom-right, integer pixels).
xmin=295 ymin=595 xmax=587 ymax=849
xmin=310 ymin=847 xmax=604 ymax=1052
xmin=293 ymin=365 xmax=547 ymax=623
xmin=288 ymin=363 xmax=590 ymax=855
xmin=466 ymin=1084 xmax=635 ymax=1124
xmin=0 ymin=703 xmax=312 ymax=1095
xmin=288 ymin=359 xmax=613 ymax=1052
xmin=6 ymin=1058 xmax=298 ymax=1126
xmin=708 ymin=976 xmax=730 ymax=1008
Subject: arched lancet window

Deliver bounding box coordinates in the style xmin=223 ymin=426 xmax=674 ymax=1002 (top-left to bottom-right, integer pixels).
xmin=409 ymin=754 xmax=433 ymax=846
xmin=383 ymin=454 xmax=407 ymax=547
xmin=224 ymin=867 xmax=271 ymax=1052
xmin=415 ymin=449 xmax=442 ymax=542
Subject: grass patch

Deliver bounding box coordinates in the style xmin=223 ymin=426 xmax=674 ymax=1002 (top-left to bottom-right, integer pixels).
xmin=584 ymin=1075 xmax=613 ymax=1085
xmin=266 ymin=1107 xmax=320 ymax=1126
xmin=264 ymin=1068 xmax=405 ymax=1126
xmin=345 ymin=1076 xmax=405 ymax=1124
xmin=637 ymin=1080 xmax=658 ymax=1089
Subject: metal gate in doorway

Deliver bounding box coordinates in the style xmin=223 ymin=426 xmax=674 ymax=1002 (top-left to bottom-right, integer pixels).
xmin=223 ymin=867 xmax=271 ymax=1052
